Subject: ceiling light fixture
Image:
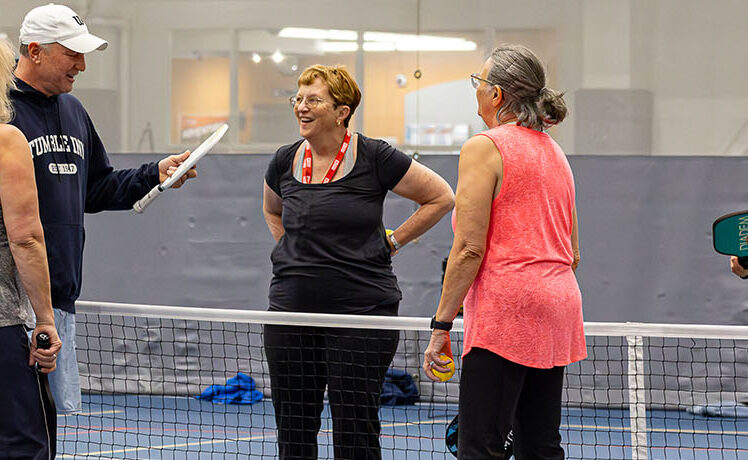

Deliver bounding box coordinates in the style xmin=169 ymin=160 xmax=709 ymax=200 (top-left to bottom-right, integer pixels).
xmin=364 ymin=31 xmax=476 ymax=51
xmin=279 ymin=28 xmax=476 ymax=53
xmin=319 ymin=41 xmax=359 ymax=52
xmin=279 ymin=27 xmax=357 ymax=41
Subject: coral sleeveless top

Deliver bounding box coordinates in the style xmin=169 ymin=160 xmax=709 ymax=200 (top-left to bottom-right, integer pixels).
xmin=461 ymin=124 xmax=586 ymax=368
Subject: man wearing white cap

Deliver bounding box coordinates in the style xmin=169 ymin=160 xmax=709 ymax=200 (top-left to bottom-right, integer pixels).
xmin=10 ymin=3 xmax=197 ymax=416
xmin=19 ymin=3 xmax=108 ymax=54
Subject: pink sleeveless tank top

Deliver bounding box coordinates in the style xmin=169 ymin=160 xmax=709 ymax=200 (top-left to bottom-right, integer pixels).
xmin=460 ymin=124 xmax=586 ymax=368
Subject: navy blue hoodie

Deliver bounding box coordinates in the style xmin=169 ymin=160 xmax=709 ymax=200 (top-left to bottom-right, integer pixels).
xmin=9 ymin=78 xmax=159 ymax=313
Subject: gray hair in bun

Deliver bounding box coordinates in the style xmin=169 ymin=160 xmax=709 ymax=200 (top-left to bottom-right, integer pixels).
xmin=487 ymin=44 xmax=567 ymax=130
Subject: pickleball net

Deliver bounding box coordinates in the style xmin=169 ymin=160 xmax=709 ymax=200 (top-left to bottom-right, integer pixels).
xmin=59 ymin=301 xmax=748 ymax=459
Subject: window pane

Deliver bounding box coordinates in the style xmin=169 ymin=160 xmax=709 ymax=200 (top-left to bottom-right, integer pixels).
xmin=236 ymin=30 xmax=357 ymax=147
xmin=170 ymin=30 xmax=230 ymax=146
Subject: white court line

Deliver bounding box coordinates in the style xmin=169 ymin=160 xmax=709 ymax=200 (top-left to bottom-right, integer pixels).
xmin=382 ymin=419 xmax=452 ymax=429
xmin=387 ymin=417 xmax=748 ymax=437
xmin=60 ymin=419 xmax=453 ymax=458
xmin=58 ymin=432 xmax=277 ymax=458
xmin=59 ymin=457 xmax=119 ymax=460
xmin=318 ymin=418 xmax=454 ymax=434
xmin=563 ymin=423 xmax=748 ymax=436
xmin=392 ymin=419 xmax=748 ymax=437
xmin=59 ymin=410 xmax=123 ymax=417
xmin=59 ymin=418 xmax=747 ymax=458
xmin=388 ymin=419 xmax=748 ymax=437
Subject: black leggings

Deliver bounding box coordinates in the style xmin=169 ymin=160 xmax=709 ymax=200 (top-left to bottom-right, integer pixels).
xmin=0 ymin=325 xmax=56 ymax=460
xmin=458 ymin=348 xmax=565 ymax=460
xmin=264 ymin=321 xmax=399 ymax=460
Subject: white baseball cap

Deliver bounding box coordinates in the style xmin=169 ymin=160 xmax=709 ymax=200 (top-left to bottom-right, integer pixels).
xmin=19 ymin=3 xmax=107 ymax=54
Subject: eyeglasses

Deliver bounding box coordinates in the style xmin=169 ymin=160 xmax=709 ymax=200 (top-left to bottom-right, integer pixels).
xmin=470 ymin=73 xmax=498 ymax=89
xmin=289 ymin=95 xmax=329 ymax=108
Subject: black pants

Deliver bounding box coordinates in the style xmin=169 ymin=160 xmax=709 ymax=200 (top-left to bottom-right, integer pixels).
xmin=0 ymin=325 xmax=56 ymax=460
xmin=458 ymin=348 xmax=565 ymax=460
xmin=264 ymin=322 xmax=399 ymax=460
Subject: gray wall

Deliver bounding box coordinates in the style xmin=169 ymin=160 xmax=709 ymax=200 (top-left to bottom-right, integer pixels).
xmin=82 ymin=154 xmax=748 ymax=326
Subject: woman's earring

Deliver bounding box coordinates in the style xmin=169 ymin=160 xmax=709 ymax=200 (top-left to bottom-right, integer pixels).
xmin=336 ymin=120 xmax=341 ymax=127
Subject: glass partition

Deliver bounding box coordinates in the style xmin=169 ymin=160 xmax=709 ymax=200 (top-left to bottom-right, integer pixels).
xmin=0 ymin=0 xmax=742 ymax=156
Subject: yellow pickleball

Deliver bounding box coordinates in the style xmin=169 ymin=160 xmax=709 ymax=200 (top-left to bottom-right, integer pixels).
xmin=432 ymin=354 xmax=455 ymax=382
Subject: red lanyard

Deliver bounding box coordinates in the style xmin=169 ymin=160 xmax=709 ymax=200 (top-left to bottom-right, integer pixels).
xmin=301 ymin=131 xmax=352 ymax=184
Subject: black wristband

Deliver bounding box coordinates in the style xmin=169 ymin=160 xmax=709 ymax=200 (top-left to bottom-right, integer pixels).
xmin=430 ymin=316 xmax=453 ymax=331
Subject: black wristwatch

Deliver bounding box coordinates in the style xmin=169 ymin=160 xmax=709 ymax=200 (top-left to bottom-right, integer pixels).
xmin=430 ymin=316 xmax=453 ymax=331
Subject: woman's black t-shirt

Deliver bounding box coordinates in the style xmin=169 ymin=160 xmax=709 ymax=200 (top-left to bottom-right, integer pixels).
xmin=265 ymin=133 xmax=412 ymax=315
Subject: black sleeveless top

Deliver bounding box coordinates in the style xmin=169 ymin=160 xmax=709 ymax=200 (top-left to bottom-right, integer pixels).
xmin=265 ymin=133 xmax=412 ymax=315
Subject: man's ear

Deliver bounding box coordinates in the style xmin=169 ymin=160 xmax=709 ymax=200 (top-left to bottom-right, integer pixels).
xmin=27 ymin=42 xmax=43 ymax=63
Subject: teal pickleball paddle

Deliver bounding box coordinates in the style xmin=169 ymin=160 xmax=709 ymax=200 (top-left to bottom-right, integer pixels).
xmin=713 ymin=210 xmax=748 ymax=269
xmin=445 ymin=415 xmax=514 ymax=458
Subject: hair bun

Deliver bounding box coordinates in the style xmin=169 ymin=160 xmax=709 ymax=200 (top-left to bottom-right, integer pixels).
xmin=537 ymin=87 xmax=567 ymax=127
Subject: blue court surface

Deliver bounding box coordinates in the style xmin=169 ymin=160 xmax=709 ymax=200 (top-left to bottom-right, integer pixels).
xmin=57 ymin=394 xmax=748 ymax=459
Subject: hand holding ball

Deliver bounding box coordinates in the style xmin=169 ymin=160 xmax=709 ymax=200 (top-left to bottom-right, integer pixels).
xmin=431 ymin=353 xmax=455 ymax=382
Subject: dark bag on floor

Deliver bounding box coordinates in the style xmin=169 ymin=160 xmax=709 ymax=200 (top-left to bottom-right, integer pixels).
xmin=381 ymin=368 xmax=419 ymax=406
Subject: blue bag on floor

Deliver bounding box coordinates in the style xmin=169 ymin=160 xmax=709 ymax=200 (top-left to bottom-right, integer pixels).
xmin=381 ymin=368 xmax=419 ymax=406
xmin=196 ymin=372 xmax=263 ymax=405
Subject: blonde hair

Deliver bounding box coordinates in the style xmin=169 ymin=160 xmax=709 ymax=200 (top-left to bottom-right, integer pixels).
xmin=297 ymin=64 xmax=361 ymax=127
xmin=0 ymin=39 xmax=16 ymax=124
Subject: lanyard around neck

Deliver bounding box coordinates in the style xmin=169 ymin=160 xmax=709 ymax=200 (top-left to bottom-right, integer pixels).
xmin=302 ymin=131 xmax=352 ymax=184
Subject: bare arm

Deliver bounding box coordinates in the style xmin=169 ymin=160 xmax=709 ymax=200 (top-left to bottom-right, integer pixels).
xmin=0 ymin=125 xmax=60 ymax=372
xmin=423 ymin=135 xmax=501 ymax=381
xmin=263 ymin=180 xmax=284 ymax=241
xmin=388 ymin=160 xmax=455 ymax=252
xmin=571 ymin=205 xmax=580 ymax=272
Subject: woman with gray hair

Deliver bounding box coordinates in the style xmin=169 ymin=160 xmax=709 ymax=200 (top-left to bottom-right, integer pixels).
xmin=423 ymin=44 xmax=586 ymax=459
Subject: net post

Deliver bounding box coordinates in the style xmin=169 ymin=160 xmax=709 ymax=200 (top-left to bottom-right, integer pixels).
xmin=626 ymin=334 xmax=648 ymax=459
